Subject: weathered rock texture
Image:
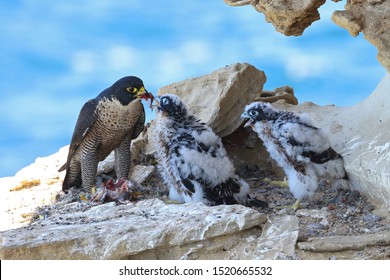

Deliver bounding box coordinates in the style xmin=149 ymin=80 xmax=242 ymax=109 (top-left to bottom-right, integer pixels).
xmin=256 ymin=86 xmax=298 ymax=105
xmin=158 ymin=62 xmax=266 ymax=137
xmin=273 ymin=74 xmax=390 ymax=210
xmin=298 ymin=231 xmax=390 ymax=252
xmin=255 ymin=215 xmax=299 ymax=259
xmin=332 ymin=0 xmax=390 ymax=73
xmin=225 ymin=0 xmax=390 ymax=73
xmin=0 ymin=199 xmax=267 ymax=260
xmin=225 ymin=0 xmax=326 ymax=36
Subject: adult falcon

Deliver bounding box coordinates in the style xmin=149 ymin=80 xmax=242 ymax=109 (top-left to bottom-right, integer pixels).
xmin=58 ymin=76 xmax=153 ymax=193
xmin=241 ymin=102 xmax=347 ymax=210
xmin=151 ymin=94 xmax=267 ymax=207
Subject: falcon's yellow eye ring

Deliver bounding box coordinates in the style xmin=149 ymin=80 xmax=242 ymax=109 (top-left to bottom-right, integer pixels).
xmin=126 ymin=87 xmax=138 ymax=93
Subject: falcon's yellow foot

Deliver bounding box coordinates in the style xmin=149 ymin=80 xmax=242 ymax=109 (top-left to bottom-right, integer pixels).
xmin=275 ymin=199 xmax=301 ymax=211
xmin=91 ymin=186 xmax=97 ymax=194
xmin=292 ymin=199 xmax=301 ymax=211
xmin=79 ymin=193 xmax=88 ymax=202
xmin=164 ymin=199 xmax=183 ymax=205
xmin=263 ymin=178 xmax=289 ymax=187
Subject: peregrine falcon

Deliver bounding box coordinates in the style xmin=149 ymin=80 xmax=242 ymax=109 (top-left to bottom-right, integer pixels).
xmin=151 ymin=94 xmax=267 ymax=207
xmin=58 ymin=76 xmax=152 ymax=193
xmin=241 ymin=102 xmax=347 ymax=210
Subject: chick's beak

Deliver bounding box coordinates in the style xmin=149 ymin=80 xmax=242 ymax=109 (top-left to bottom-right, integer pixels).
xmin=241 ymin=111 xmax=249 ymax=119
xmin=240 ymin=112 xmax=254 ymax=128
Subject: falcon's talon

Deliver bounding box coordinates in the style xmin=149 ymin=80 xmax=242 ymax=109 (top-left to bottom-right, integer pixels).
xmin=164 ymin=199 xmax=183 ymax=205
xmin=263 ymin=178 xmax=289 ymax=187
xmin=292 ymin=199 xmax=301 ymax=211
xmin=275 ymin=199 xmax=301 ymax=211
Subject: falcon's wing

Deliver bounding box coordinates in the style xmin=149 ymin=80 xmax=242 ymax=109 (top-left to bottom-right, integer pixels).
xmin=58 ymin=99 xmax=98 ymax=171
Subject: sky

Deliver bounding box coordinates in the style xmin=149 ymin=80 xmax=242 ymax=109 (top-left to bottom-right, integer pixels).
xmin=0 ymin=0 xmax=386 ymax=178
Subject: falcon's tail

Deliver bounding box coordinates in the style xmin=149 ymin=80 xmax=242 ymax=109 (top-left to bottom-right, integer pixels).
xmin=58 ymin=162 xmax=67 ymax=172
xmin=61 ymin=164 xmax=82 ymax=193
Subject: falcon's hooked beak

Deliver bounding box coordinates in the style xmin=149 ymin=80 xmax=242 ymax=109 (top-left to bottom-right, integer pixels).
xmin=136 ymin=86 xmax=149 ymax=99
xmin=240 ymin=111 xmax=254 ymax=128
xmin=137 ymin=88 xmax=158 ymax=110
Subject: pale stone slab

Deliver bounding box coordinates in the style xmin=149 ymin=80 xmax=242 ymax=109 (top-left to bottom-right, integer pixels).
xmin=298 ymin=231 xmax=390 ymax=252
xmin=0 ymin=199 xmax=267 ymax=260
xmin=254 ymin=215 xmax=299 ymax=259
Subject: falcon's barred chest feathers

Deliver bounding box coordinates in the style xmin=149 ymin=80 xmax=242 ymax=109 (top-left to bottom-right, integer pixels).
xmin=241 ymin=102 xmax=347 ymax=210
xmin=58 ymin=76 xmax=151 ymax=193
xmin=151 ymin=94 xmax=267 ymax=207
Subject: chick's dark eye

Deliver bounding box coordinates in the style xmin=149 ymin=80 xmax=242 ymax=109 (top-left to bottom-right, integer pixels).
xmin=161 ymin=97 xmax=170 ymax=105
xmin=249 ymin=110 xmax=258 ymax=117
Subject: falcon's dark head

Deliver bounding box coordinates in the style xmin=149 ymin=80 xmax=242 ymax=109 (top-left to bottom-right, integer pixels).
xmin=110 ymin=76 xmax=152 ymax=105
xmin=157 ymin=94 xmax=188 ymax=119
xmin=241 ymin=102 xmax=271 ymax=127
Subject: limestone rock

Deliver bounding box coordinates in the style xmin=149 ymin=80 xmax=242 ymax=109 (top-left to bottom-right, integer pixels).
xmin=224 ymin=0 xmax=251 ymax=7
xmin=0 ymin=199 xmax=267 ymax=260
xmin=254 ymin=215 xmax=299 ymax=259
xmin=14 ymin=145 xmax=68 ymax=183
xmin=0 ymin=179 xmax=62 ymax=232
xmin=331 ymin=0 xmax=390 ymax=72
xmin=97 ymin=155 xmax=155 ymax=184
xmin=298 ymin=231 xmax=390 ymax=252
xmin=225 ymin=0 xmax=390 ymax=72
xmin=129 ymin=165 xmax=155 ymax=184
xmin=332 ymin=10 xmax=362 ymax=37
xmin=225 ymin=0 xmax=326 ymax=36
xmin=182 ymin=214 xmax=300 ymax=260
xmin=97 ymin=151 xmax=115 ymax=175
xmin=256 ymin=86 xmax=298 ymax=105
xmin=158 ymin=62 xmax=266 ymax=137
xmin=0 ymin=147 xmax=66 ymax=231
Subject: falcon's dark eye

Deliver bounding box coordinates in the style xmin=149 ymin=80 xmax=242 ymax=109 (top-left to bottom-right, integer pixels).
xmin=248 ymin=110 xmax=258 ymax=118
xmin=161 ymin=97 xmax=170 ymax=106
